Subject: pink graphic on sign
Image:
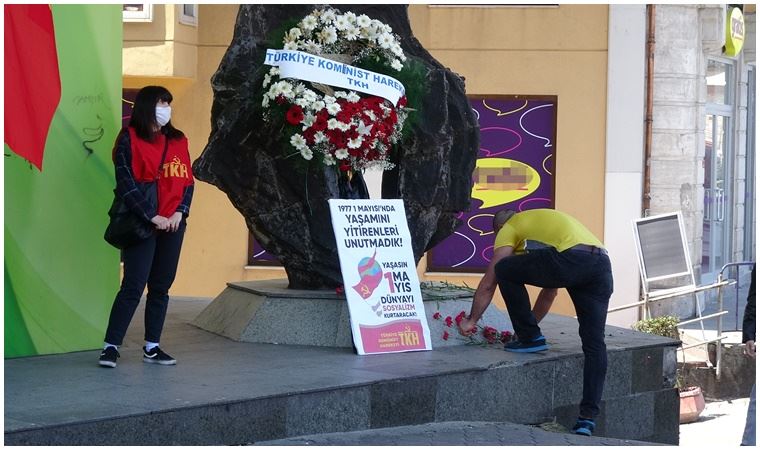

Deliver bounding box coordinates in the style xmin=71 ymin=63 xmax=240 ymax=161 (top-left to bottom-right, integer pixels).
xmin=359 ymin=320 xmax=427 ymax=353
xmin=352 ymin=250 xmax=383 ymax=299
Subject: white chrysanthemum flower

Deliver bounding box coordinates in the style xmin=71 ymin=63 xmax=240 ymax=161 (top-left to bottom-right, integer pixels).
xmin=326 ymin=102 xmax=341 ymax=115
xmin=346 ymin=91 xmax=361 ymax=102
xmin=343 ymin=11 xmax=357 ymax=23
xmin=356 ymin=122 xmax=373 ymax=136
xmin=294 ymin=83 xmax=306 ymax=94
xmin=335 ymin=148 xmax=349 ymax=159
xmin=365 ymin=110 xmax=377 ymax=122
xmin=276 ymin=81 xmax=294 ymax=98
xmin=377 ymin=33 xmax=394 ymax=49
xmin=300 ymin=147 xmax=314 ymax=160
xmin=300 ymin=40 xmax=322 ymax=54
xmin=263 ymin=74 xmax=272 ymax=88
xmin=301 ymin=112 xmax=316 ymax=128
xmin=356 ymin=14 xmax=371 ymax=28
xmin=269 ymin=67 xmax=280 ymax=76
xmin=347 ymin=137 xmax=363 ymax=149
xmin=327 ymin=118 xmax=341 ymax=129
xmin=322 ymin=153 xmax=336 ymax=165
xmin=391 ymin=59 xmax=403 ymax=71
xmin=303 ymin=90 xmax=318 ymax=103
xmin=313 ymin=100 xmax=326 ymax=111
xmin=289 ymin=27 xmax=302 ymax=39
xmin=262 ymin=96 xmax=270 ymax=108
xmin=290 ymin=134 xmax=307 ymax=149
xmin=320 ymin=9 xmax=336 ymax=24
xmin=391 ymin=44 xmax=404 ymax=57
xmin=370 ymin=19 xmax=383 ymax=30
xmin=314 ymin=131 xmax=327 ymax=144
xmin=284 ymin=41 xmax=298 ymax=50
xmin=383 ymin=24 xmax=393 ymax=34
xmin=337 ymin=121 xmax=351 ymax=131
xmin=295 ymin=98 xmax=310 ymax=108
xmin=333 ymin=91 xmax=346 ymax=99
xmin=301 ymin=15 xmax=318 ymax=31
xmin=343 ymin=26 xmax=360 ymax=41
xmin=334 ymin=15 xmax=350 ymax=31
xmin=320 ymin=26 xmax=338 ymax=45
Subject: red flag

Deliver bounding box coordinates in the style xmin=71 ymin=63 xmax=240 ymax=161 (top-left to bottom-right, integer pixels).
xmin=4 ymin=4 xmax=61 ymax=171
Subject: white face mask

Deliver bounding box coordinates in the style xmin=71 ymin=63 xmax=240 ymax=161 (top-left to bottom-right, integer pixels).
xmin=155 ymin=105 xmax=171 ymax=127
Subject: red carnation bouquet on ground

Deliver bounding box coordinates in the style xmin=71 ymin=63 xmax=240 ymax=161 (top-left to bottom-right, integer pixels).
xmin=432 ymin=310 xmax=514 ymax=346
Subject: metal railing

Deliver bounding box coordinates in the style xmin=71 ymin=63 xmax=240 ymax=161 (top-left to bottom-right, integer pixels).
xmin=610 ymin=276 xmax=734 ymax=379
xmin=718 ymin=262 xmax=756 ymax=332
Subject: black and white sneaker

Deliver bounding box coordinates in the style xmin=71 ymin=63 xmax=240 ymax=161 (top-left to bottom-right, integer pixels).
xmin=99 ymin=346 xmax=120 ymax=368
xmin=143 ymin=346 xmax=176 ymax=365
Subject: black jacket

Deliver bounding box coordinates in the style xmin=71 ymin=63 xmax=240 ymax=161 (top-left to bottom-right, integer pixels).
xmin=742 ymin=264 xmax=756 ymax=344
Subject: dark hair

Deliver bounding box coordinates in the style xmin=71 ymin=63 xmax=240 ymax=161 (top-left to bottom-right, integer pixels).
xmin=128 ymin=86 xmax=184 ymax=141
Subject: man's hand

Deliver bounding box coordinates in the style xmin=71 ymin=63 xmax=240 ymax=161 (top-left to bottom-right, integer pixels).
xmin=167 ymin=212 xmax=183 ymax=232
xmin=458 ymin=316 xmax=478 ymax=336
xmin=151 ymin=215 xmax=170 ymax=230
xmin=745 ymin=340 xmax=756 ymax=358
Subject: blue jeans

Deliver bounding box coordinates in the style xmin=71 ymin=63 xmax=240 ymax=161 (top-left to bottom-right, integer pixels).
xmin=495 ymin=247 xmax=613 ymax=418
xmin=104 ymin=222 xmax=186 ymax=346
xmin=743 ymin=383 xmax=756 ymax=445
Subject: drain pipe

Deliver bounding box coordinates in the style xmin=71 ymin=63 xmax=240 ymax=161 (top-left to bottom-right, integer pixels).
xmin=643 ymin=4 xmax=656 ymax=216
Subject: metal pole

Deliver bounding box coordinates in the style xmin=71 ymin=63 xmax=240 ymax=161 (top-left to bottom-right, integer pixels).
xmin=716 ymin=273 xmax=724 ymax=379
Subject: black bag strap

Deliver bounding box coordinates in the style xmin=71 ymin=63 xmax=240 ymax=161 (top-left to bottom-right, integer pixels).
xmin=154 ymin=133 xmax=170 ymax=214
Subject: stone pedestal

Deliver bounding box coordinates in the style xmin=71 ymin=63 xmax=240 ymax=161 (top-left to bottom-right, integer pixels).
xmin=192 ymin=279 xmax=512 ymax=348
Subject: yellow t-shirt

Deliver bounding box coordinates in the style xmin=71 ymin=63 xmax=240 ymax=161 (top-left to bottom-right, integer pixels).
xmin=494 ymin=209 xmax=604 ymax=253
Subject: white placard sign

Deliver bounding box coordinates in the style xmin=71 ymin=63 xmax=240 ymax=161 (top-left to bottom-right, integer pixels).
xmin=329 ymin=199 xmax=432 ymax=355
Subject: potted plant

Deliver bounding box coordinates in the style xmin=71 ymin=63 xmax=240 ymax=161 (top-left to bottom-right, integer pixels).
xmin=632 ymin=315 xmax=706 ymax=424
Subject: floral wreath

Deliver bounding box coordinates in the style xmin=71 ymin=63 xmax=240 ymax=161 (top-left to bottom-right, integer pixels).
xmin=261 ymin=7 xmax=411 ymax=173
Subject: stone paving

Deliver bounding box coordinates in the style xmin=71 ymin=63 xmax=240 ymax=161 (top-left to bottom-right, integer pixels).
xmin=257 ymin=421 xmax=657 ymax=446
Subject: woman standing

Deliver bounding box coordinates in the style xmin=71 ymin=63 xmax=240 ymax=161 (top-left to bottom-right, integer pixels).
xmin=99 ymin=86 xmax=194 ymax=368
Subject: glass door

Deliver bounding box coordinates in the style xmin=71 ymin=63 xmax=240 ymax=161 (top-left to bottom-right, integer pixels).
xmin=702 ymin=59 xmax=734 ymax=283
xmin=702 ymin=114 xmax=731 ymax=280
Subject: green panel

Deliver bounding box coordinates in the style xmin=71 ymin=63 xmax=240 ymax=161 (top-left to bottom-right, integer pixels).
xmin=5 ymin=265 xmax=36 ymax=357
xmin=4 ymin=5 xmax=122 ymax=356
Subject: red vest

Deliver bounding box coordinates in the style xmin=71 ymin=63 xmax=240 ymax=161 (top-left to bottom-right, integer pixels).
xmin=127 ymin=127 xmax=194 ymax=217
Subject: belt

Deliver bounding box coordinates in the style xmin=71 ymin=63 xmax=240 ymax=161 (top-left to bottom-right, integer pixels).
xmin=568 ymin=244 xmax=608 ymax=256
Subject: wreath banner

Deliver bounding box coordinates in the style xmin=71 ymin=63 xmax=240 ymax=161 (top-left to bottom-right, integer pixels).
xmin=264 ymin=49 xmax=405 ymax=105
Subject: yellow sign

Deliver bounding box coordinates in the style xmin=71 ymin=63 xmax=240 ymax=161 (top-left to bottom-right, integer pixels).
xmin=725 ymin=7 xmax=745 ymax=57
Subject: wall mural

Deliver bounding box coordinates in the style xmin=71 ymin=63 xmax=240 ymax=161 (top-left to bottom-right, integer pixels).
xmin=427 ymin=96 xmax=557 ymax=272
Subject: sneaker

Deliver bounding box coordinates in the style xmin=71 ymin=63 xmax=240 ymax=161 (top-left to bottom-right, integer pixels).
xmin=572 ymin=418 xmax=596 ymax=436
xmin=504 ymin=335 xmax=549 ymax=353
xmin=99 ymin=346 xmax=120 ymax=368
xmin=143 ymin=346 xmax=176 ymax=365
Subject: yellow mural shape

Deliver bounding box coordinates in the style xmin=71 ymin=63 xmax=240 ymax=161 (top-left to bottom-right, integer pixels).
xmin=471 ymin=158 xmax=540 ymax=209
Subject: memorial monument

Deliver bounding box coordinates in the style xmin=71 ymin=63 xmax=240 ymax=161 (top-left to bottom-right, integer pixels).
xmin=192 ymin=4 xmax=479 ymax=290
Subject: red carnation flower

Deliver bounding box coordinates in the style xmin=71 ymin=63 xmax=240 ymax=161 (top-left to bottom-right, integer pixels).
xmin=500 ymin=330 xmax=513 ymax=343
xmin=339 ymin=162 xmax=351 ymax=172
xmin=285 ymin=105 xmax=304 ymax=125
xmin=336 ymin=110 xmax=353 ymax=123
xmin=275 ymin=95 xmax=287 ymax=105
xmin=442 ymin=331 xmax=450 ymax=341
xmin=433 ymin=312 xmax=441 ymax=320
xmin=397 ymin=96 xmax=408 ymax=108
xmin=444 ymin=316 xmax=453 ymax=327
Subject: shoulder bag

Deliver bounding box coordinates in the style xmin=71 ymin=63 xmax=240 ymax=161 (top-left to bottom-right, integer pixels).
xmin=104 ymin=134 xmax=169 ymax=249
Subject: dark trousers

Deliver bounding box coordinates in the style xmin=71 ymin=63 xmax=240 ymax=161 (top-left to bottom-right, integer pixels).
xmin=105 ymin=223 xmax=186 ymax=346
xmin=494 ymin=247 xmax=613 ymax=419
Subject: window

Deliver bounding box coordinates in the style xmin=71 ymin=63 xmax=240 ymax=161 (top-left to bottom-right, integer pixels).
xmin=179 ymin=4 xmax=198 ymax=26
xmin=122 ymin=4 xmax=153 ymax=22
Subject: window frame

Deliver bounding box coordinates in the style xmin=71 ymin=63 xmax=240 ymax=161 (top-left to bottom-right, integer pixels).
xmin=122 ymin=3 xmax=153 ymax=23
